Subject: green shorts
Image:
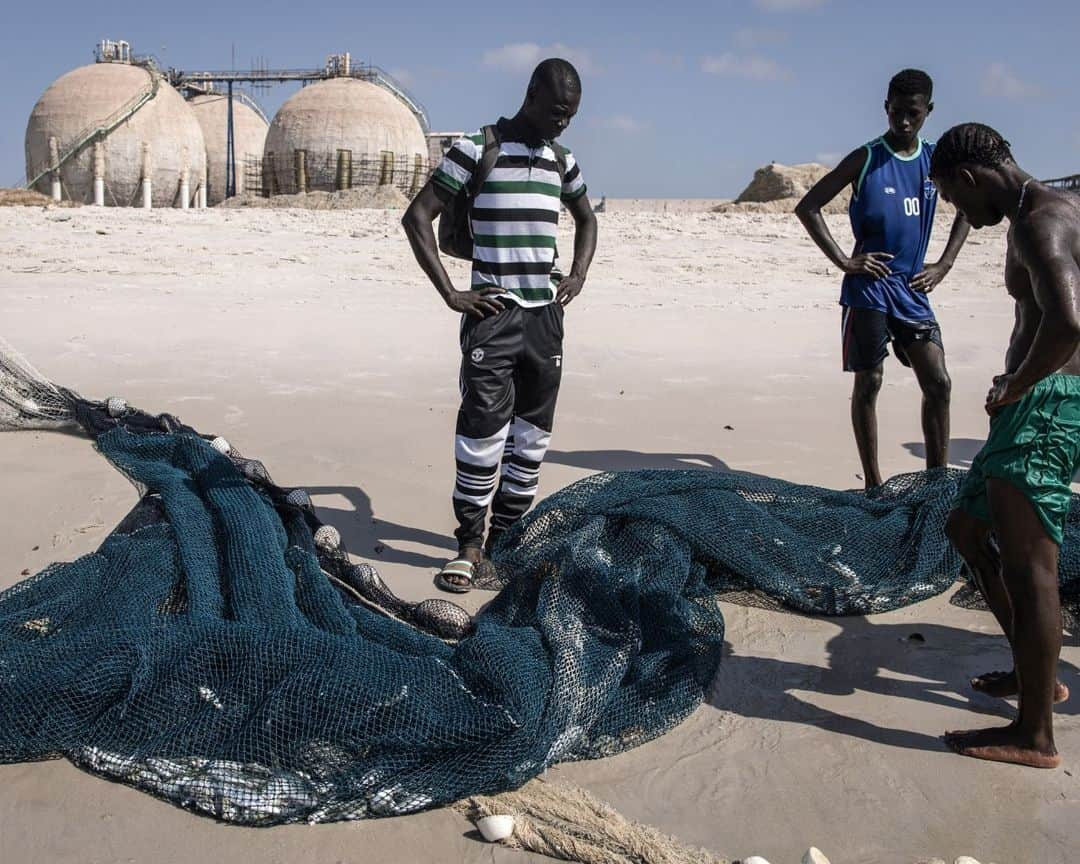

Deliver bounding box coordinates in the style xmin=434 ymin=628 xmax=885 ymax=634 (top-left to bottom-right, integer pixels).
xmin=955 ymin=374 xmax=1080 ymax=546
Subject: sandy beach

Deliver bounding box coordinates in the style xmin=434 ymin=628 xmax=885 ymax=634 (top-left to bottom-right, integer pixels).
xmin=0 ymin=201 xmax=1077 ymax=864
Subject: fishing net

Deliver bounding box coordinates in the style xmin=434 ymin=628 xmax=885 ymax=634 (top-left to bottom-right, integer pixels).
xmin=1 ymin=339 xmax=1077 ymax=826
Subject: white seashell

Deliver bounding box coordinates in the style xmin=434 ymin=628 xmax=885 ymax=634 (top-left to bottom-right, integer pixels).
xmin=106 ymin=397 xmax=127 ymax=417
xmin=742 ymin=858 xmax=772 ymax=864
xmin=477 ymin=814 xmax=515 ymax=842
xmin=802 ymin=848 xmax=831 ymax=864
xmin=954 ymin=858 xmax=982 ymax=864
xmin=210 ymin=436 xmax=231 ymax=455
xmin=314 ymin=524 xmax=341 ymax=552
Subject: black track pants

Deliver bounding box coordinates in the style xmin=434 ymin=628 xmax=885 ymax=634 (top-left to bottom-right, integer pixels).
xmin=452 ymin=301 xmax=564 ymax=550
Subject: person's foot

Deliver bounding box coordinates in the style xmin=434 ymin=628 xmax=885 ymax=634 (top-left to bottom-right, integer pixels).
xmin=943 ymin=725 xmax=1061 ymax=769
xmin=970 ymin=670 xmax=1070 ymax=703
xmin=436 ymin=547 xmax=485 ymax=591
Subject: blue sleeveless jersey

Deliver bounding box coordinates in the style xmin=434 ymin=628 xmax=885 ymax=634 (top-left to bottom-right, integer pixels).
xmin=840 ymin=137 xmax=938 ymax=322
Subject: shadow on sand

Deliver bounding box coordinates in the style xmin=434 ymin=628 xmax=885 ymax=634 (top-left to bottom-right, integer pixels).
xmin=707 ymin=614 xmax=1080 ymax=753
xmin=306 ymin=451 xmax=735 ymax=570
xmin=307 ymin=485 xmax=455 ymax=570
xmin=902 ymin=437 xmax=986 ymax=470
xmin=546 ymin=449 xmax=732 ymax=473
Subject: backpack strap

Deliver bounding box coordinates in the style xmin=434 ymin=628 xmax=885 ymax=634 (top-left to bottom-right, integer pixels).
xmin=466 ymin=125 xmax=502 ymax=198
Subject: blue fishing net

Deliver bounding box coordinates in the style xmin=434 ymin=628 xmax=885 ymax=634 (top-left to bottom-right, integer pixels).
xmin=0 ymin=403 xmax=1076 ymax=825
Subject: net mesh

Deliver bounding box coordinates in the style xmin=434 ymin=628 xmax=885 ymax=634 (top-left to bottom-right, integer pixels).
xmin=1 ymin=355 xmax=1077 ymax=826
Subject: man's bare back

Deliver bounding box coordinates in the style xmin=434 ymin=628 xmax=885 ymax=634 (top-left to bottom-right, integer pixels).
xmin=1005 ymin=188 xmax=1080 ymax=378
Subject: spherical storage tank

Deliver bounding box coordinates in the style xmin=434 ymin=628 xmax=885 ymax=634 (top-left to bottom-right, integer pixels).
xmin=263 ymin=77 xmax=427 ymax=193
xmin=189 ymin=94 xmax=269 ymax=204
xmin=25 ymin=62 xmax=206 ymax=207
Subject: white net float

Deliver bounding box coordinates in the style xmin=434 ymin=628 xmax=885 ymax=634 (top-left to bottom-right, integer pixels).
xmin=314 ymin=524 xmax=341 ymax=552
xmin=285 ymin=489 xmax=312 ymax=509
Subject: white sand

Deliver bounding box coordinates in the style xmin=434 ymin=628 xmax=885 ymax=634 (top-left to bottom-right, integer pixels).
xmin=0 ymin=204 xmax=1077 ymax=864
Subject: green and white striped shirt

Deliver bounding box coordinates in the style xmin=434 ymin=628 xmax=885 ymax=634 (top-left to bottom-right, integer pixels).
xmin=432 ymin=125 xmax=587 ymax=307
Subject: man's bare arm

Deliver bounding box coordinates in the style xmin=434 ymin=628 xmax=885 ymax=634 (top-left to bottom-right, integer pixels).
xmin=911 ymin=213 xmax=970 ymax=293
xmin=1002 ymin=305 xmax=1027 ymax=375
xmin=994 ymin=215 xmax=1080 ymax=402
xmin=795 ymin=147 xmax=892 ymax=279
xmin=555 ymin=193 xmax=597 ymax=307
xmin=401 ymin=182 xmax=506 ymax=318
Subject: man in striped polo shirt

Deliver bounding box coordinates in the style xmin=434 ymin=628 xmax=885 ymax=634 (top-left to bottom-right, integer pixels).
xmin=402 ymin=58 xmax=597 ymax=592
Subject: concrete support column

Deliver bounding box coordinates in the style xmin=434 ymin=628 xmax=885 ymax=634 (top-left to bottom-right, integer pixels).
xmin=141 ymin=143 xmax=152 ymax=209
xmin=409 ymin=154 xmax=424 ymax=196
xmin=335 ymin=149 xmax=352 ymax=191
xmin=179 ymin=147 xmax=190 ymax=209
xmin=92 ymin=141 xmax=105 ymax=206
xmin=48 ymin=137 xmax=61 ymax=202
xmin=263 ymin=152 xmax=276 ymax=198
xmin=294 ymin=149 xmax=308 ymax=194
xmin=199 ymin=153 xmax=209 ymax=208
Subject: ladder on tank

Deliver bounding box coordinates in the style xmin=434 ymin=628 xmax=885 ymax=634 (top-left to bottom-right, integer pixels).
xmin=24 ymin=67 xmax=160 ymax=193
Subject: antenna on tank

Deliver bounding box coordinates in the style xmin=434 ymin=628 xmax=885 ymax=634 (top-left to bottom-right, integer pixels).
xmin=95 ymin=40 xmax=131 ymax=64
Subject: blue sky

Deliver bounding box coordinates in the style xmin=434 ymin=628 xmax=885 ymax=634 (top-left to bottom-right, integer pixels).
xmin=2 ymin=0 xmax=1078 ymax=198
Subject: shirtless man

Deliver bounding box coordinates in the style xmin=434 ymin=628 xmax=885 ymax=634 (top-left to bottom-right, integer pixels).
xmin=932 ymin=123 xmax=1080 ymax=768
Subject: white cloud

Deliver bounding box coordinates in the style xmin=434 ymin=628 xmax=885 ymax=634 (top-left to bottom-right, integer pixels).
xmin=982 ymin=63 xmax=1040 ymax=100
xmin=816 ymin=152 xmax=841 ymax=167
xmin=483 ymin=42 xmax=596 ymax=75
xmin=701 ymin=53 xmax=790 ymax=81
xmin=388 ymin=68 xmax=413 ymax=87
xmin=550 ymin=43 xmax=597 ymax=75
xmin=754 ymin=0 xmax=825 ymax=10
xmin=734 ymin=27 xmax=790 ymax=48
xmin=483 ymin=42 xmax=542 ymax=72
xmin=594 ymin=114 xmax=645 ymax=133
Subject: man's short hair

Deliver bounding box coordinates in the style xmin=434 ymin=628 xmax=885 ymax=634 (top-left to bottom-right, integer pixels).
xmin=930 ymin=123 xmax=1015 ymax=178
xmin=529 ymin=59 xmax=581 ymax=96
xmin=887 ymin=68 xmax=933 ymax=102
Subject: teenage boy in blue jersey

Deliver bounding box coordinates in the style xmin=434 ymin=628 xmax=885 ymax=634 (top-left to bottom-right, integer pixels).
xmin=797 ymin=69 xmax=970 ymax=489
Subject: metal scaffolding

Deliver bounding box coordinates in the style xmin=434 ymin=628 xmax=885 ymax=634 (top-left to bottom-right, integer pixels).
xmin=1045 ymin=174 xmax=1080 ymax=193
xmin=167 ymin=53 xmax=430 ymax=201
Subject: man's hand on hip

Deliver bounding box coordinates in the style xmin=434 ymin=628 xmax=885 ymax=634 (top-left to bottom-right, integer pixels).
xmin=447 ymin=286 xmax=506 ymax=318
